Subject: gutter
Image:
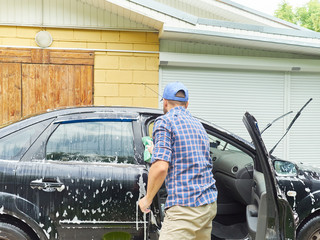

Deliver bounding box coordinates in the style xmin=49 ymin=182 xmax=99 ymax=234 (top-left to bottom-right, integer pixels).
xmin=0 ymin=45 xmax=159 ymax=54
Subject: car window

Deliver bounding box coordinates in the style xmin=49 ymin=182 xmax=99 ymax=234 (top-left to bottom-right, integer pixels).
xmin=208 ymin=134 xmax=242 ymax=152
xmin=147 ymin=120 xmax=240 ymax=151
xmin=207 ymin=131 xmax=253 ymax=168
xmin=148 ymin=122 xmax=154 ymax=138
xmin=46 ymin=121 xmax=135 ymax=164
xmin=0 ymin=120 xmax=52 ymax=160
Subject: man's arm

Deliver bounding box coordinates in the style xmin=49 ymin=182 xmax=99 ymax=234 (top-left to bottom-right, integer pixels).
xmin=139 ymin=160 xmax=169 ymax=213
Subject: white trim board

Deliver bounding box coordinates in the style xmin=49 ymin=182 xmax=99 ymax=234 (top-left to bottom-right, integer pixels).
xmin=160 ymin=52 xmax=320 ymax=73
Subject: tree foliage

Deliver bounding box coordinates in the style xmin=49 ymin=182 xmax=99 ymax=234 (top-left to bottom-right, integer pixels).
xmin=275 ymin=0 xmax=320 ymax=32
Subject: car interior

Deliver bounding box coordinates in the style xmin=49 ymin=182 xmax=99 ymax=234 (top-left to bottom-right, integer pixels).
xmin=147 ymin=120 xmax=267 ymax=240
xmin=209 ymin=134 xmax=254 ymax=239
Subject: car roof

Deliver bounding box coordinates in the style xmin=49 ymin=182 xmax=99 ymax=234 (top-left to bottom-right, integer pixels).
xmin=0 ymin=106 xmax=253 ymax=150
xmin=0 ymin=106 xmax=162 ymax=133
xmin=1 ymin=106 xmax=162 ymax=124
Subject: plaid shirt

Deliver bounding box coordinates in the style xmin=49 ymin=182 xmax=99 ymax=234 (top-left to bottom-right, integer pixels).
xmin=151 ymin=106 xmax=217 ymax=209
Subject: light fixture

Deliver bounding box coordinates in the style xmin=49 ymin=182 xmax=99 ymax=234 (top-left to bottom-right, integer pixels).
xmin=35 ymin=31 xmax=53 ymax=48
xmin=291 ymin=67 xmax=301 ymax=71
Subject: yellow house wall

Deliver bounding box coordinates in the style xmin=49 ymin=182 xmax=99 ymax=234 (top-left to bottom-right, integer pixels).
xmin=0 ymin=26 xmax=159 ymax=108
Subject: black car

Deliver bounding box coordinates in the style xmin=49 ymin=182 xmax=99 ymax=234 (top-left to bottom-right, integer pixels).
xmin=0 ymin=106 xmax=316 ymax=240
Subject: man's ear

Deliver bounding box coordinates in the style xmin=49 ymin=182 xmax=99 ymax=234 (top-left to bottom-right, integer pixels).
xmin=163 ymin=99 xmax=168 ymax=107
xmin=185 ymin=101 xmax=189 ymax=109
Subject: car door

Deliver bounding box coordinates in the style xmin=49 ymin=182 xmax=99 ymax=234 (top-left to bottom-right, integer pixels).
xmin=15 ymin=112 xmax=149 ymax=240
xmin=0 ymin=118 xmax=54 ymax=237
xmin=243 ymin=112 xmax=296 ymax=240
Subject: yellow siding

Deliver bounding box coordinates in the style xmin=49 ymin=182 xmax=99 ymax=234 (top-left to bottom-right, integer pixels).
xmin=133 ymin=71 xmax=158 ymax=84
xmin=16 ymin=27 xmax=40 ymax=38
xmin=0 ymin=26 xmax=17 ymax=37
xmin=107 ymin=43 xmax=133 ymax=50
xmin=101 ymin=31 xmax=120 ymax=42
xmin=95 ymin=54 xmax=119 ymax=69
xmin=133 ymin=97 xmax=158 ymax=108
xmin=94 ymin=83 xmax=119 ymax=97
xmin=106 ymin=70 xmax=133 ymax=83
xmin=0 ymin=26 xmax=159 ymax=108
xmin=120 ymin=32 xmax=147 ymax=43
xmin=120 ymin=56 xmax=146 ymax=70
xmin=105 ymin=97 xmax=133 ymax=107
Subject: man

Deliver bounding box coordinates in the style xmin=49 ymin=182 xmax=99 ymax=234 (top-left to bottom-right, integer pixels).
xmin=139 ymin=81 xmax=218 ymax=240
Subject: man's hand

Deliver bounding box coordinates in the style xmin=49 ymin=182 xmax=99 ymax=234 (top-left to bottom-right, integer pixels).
xmin=147 ymin=143 xmax=154 ymax=154
xmin=139 ymin=160 xmax=168 ymax=214
xmin=139 ymin=196 xmax=152 ymax=213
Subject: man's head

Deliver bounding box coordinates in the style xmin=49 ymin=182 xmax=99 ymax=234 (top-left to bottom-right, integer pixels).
xmin=162 ymin=82 xmax=189 ymax=113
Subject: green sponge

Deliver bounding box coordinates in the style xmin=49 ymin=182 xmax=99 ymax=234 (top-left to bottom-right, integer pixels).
xmin=142 ymin=136 xmax=153 ymax=163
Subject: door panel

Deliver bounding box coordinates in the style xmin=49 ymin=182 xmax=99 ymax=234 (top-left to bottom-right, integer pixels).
xmin=16 ymin=118 xmax=148 ymax=239
xmin=243 ymin=112 xmax=296 ymax=239
xmin=0 ymin=63 xmax=21 ymax=125
xmin=15 ymin=161 xmax=148 ymax=239
xmin=246 ymin=170 xmax=267 ymax=238
xmin=0 ymin=48 xmax=94 ymax=126
xmin=22 ymin=64 xmax=93 ymax=117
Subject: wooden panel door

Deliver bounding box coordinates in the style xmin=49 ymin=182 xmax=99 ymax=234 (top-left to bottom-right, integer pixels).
xmin=22 ymin=64 xmax=93 ymax=117
xmin=0 ymin=63 xmax=22 ymax=125
xmin=0 ymin=48 xmax=94 ymax=125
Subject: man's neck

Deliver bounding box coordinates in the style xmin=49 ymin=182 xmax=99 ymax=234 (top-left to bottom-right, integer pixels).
xmin=167 ymin=105 xmax=185 ymax=112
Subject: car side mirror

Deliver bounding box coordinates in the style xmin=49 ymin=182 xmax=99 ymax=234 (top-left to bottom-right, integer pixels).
xmin=273 ymin=160 xmax=297 ymax=177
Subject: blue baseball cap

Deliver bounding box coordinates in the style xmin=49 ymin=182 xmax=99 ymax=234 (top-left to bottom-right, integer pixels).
xmin=162 ymin=81 xmax=189 ymax=102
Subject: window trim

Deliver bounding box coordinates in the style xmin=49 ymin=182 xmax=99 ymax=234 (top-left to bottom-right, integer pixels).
xmin=53 ymin=118 xmax=136 ymax=124
xmin=203 ymin=123 xmax=255 ymax=158
xmin=0 ymin=118 xmax=54 ymax=161
xmin=45 ymin=119 xmax=138 ymax=164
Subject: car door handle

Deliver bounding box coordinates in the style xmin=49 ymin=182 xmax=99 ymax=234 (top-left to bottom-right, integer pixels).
xmin=30 ymin=179 xmax=65 ymax=192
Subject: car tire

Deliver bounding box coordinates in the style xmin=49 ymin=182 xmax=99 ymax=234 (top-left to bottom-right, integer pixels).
xmin=0 ymin=222 xmax=32 ymax=240
xmin=298 ymin=216 xmax=320 ymax=240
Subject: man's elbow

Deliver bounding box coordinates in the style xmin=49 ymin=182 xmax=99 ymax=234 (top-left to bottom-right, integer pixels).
xmin=152 ymin=160 xmax=169 ymax=176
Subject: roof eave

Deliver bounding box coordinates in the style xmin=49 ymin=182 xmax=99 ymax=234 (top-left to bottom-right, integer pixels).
xmin=160 ymin=26 xmax=320 ymax=56
xmin=217 ymin=0 xmax=312 ymax=32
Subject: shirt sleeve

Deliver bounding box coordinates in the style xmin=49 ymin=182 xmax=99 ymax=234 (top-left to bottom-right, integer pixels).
xmin=151 ymin=117 xmax=172 ymax=164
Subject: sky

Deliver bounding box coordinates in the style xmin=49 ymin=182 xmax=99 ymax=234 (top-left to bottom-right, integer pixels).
xmin=230 ymin=0 xmax=310 ymax=16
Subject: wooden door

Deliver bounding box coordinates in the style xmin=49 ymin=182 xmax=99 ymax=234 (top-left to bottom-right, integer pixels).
xmin=22 ymin=64 xmax=93 ymax=117
xmin=0 ymin=48 xmax=94 ymax=125
xmin=0 ymin=63 xmax=22 ymax=124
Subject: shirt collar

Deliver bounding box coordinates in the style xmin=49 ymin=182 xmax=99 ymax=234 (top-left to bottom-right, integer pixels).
xmin=168 ymin=106 xmax=187 ymax=114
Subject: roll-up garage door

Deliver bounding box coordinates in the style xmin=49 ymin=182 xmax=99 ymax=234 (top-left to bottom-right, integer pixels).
xmin=160 ymin=66 xmax=287 ymax=158
xmin=289 ymin=73 xmax=320 ymax=165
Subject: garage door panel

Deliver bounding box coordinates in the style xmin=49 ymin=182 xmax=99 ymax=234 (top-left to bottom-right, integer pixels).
xmin=160 ymin=66 xmax=286 ymax=158
xmin=289 ymin=73 xmax=320 ymax=165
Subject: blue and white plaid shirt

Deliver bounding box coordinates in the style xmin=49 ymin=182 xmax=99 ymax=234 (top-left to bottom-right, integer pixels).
xmin=151 ymin=106 xmax=217 ymax=209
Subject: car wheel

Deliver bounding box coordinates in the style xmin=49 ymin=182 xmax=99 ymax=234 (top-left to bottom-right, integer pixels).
xmin=0 ymin=222 xmax=32 ymax=240
xmin=298 ymin=216 xmax=320 ymax=240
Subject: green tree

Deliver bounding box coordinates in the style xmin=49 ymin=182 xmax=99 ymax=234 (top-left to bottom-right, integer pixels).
xmin=275 ymin=1 xmax=297 ymax=24
xmin=275 ymin=0 xmax=320 ymax=32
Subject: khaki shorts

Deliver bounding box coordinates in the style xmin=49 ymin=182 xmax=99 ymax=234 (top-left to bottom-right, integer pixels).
xmin=159 ymin=201 xmax=217 ymax=240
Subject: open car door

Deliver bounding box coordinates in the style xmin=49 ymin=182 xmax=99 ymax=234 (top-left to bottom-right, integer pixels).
xmin=243 ymin=112 xmax=296 ymax=240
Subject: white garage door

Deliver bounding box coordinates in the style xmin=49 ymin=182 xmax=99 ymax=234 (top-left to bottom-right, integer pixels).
xmin=159 ymin=52 xmax=320 ymax=166
xmin=289 ymin=73 xmax=320 ymax=165
xmin=160 ymin=66 xmax=287 ymax=159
